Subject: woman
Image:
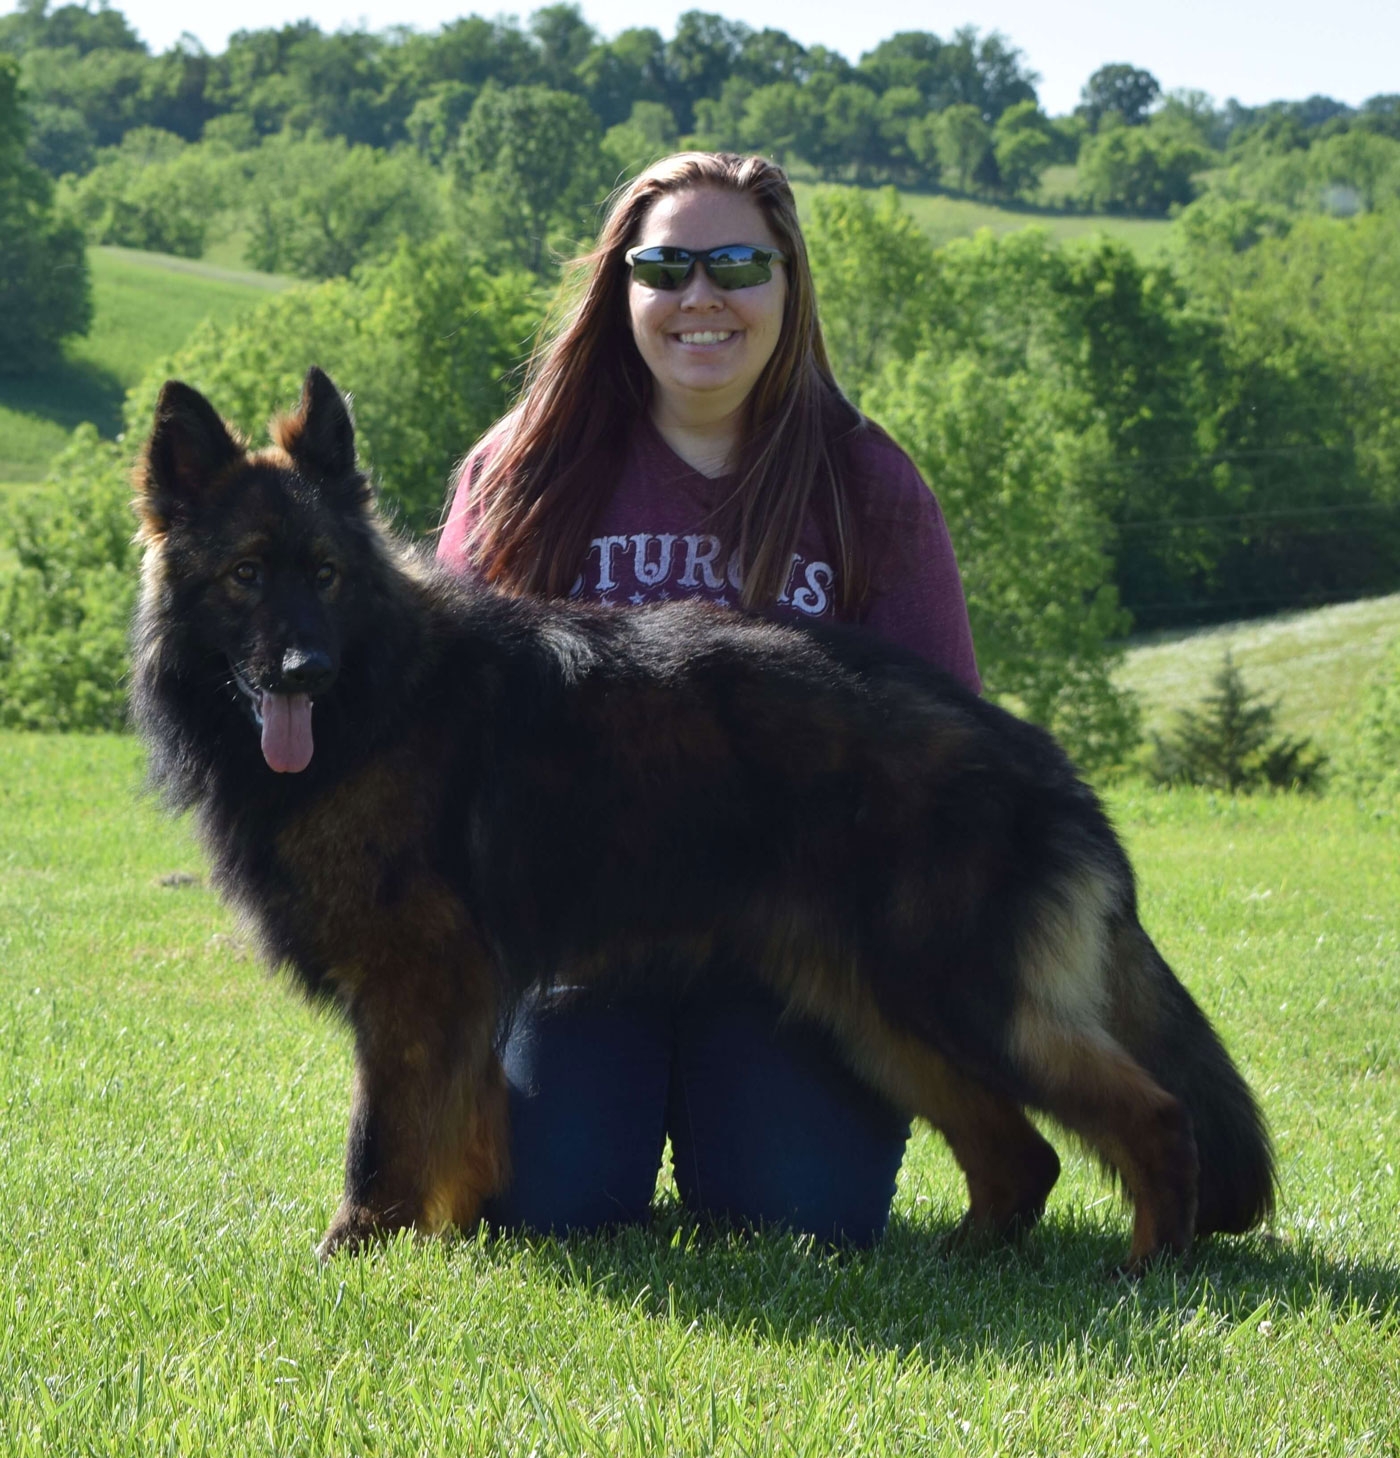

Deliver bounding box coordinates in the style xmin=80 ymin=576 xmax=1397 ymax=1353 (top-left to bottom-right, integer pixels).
xmin=438 ymin=152 xmax=980 ymax=1244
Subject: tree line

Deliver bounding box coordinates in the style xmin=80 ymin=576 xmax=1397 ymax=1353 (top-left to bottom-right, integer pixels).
xmin=5 ymin=0 xmax=1398 ymax=303
xmin=5 ymin=0 xmax=1399 ymax=217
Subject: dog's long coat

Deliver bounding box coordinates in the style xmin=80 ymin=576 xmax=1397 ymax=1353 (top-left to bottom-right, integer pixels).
xmin=132 ymin=369 xmax=1275 ymax=1267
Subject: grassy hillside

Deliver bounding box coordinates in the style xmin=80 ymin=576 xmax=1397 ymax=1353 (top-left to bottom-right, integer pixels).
xmin=790 ymin=179 xmax=1174 ymax=256
xmin=1118 ymin=592 xmax=1400 ymax=750
xmin=2 ymin=189 xmax=1166 ymax=494
xmin=0 ymin=246 xmax=289 ymax=487
xmin=1 ymin=731 xmax=1395 ymax=1453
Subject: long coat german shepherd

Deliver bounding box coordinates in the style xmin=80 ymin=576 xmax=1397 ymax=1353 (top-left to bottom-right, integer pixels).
xmin=131 ymin=368 xmax=1275 ymax=1270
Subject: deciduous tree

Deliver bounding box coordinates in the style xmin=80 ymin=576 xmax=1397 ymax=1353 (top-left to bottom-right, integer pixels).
xmin=451 ymin=82 xmax=609 ymax=271
xmin=992 ymin=100 xmax=1056 ymax=197
xmin=127 ymin=237 xmax=542 ymax=528
xmin=0 ymin=54 xmax=90 ymax=372
xmin=933 ymin=102 xmax=991 ymax=190
xmin=1079 ymin=64 xmax=1161 ymax=130
xmin=245 ymin=133 xmax=441 ymax=278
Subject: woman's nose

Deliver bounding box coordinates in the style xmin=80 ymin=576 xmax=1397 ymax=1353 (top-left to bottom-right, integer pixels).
xmin=677 ymin=267 xmax=724 ymax=309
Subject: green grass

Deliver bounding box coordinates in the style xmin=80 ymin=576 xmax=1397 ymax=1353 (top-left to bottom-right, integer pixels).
xmin=1119 ymin=592 xmax=1400 ymax=750
xmin=73 ymin=246 xmax=290 ymax=395
xmin=1 ymin=730 xmax=1396 ymax=1454
xmin=791 ymin=179 xmax=1174 ymax=257
xmin=897 ymin=193 xmax=1173 ymax=256
xmin=1035 ymin=164 xmax=1081 ymax=207
xmin=0 ymin=246 xmax=289 ymax=481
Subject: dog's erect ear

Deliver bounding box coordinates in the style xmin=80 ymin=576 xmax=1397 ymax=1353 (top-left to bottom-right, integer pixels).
xmin=274 ymin=367 xmax=357 ymax=481
xmin=138 ymin=380 xmax=245 ymax=534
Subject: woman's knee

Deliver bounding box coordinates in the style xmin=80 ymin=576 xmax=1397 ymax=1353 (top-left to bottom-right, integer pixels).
xmin=484 ymin=991 xmax=671 ymax=1234
xmin=668 ymin=993 xmax=909 ymax=1245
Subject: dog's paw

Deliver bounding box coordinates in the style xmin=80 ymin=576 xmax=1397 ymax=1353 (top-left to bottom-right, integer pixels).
xmin=938 ymin=1201 xmax=1048 ymax=1258
xmin=1110 ymin=1242 xmax=1192 ymax=1280
xmin=316 ymin=1203 xmax=397 ymax=1261
xmin=937 ymin=1212 xmax=1022 ymax=1259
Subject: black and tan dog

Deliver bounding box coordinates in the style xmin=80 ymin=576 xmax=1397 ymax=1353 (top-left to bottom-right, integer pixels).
xmin=131 ymin=368 xmax=1275 ymax=1269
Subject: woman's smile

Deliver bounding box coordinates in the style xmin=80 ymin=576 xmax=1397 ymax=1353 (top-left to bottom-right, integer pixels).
xmin=673 ymin=329 xmax=737 ymax=347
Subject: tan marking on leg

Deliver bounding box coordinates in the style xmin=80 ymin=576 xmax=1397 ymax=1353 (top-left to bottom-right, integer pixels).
xmin=422 ymin=1050 xmax=510 ymax=1231
xmin=1010 ymin=1014 xmax=1198 ymax=1269
xmin=854 ymin=1028 xmax=1061 ymax=1241
xmin=310 ymin=893 xmax=507 ymax=1257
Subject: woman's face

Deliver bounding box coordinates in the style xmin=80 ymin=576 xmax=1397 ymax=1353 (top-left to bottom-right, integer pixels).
xmin=626 ymin=185 xmax=788 ymax=425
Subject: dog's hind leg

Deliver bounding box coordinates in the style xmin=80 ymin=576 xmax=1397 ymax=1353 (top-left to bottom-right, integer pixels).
xmin=853 ymin=1032 xmax=1061 ymax=1246
xmin=996 ymin=872 xmax=1201 ymax=1271
xmin=1012 ymin=1020 xmax=1199 ymax=1273
xmin=936 ymin=1088 xmax=1062 ymax=1248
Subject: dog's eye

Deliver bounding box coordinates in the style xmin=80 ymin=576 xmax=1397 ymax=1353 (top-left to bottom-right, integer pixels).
xmin=232 ymin=561 xmax=261 ymax=586
xmin=315 ymin=563 xmax=338 ymax=589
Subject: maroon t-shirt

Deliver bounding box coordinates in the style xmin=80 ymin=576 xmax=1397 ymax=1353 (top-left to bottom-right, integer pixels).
xmin=438 ymin=414 xmax=981 ymax=693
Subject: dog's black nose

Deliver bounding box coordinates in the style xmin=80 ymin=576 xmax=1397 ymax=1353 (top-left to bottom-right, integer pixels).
xmin=279 ymin=647 xmax=335 ymax=694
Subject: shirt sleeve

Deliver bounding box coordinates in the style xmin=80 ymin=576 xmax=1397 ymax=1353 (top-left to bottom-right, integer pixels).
xmin=436 ymin=448 xmax=486 ymax=571
xmin=858 ymin=448 xmax=982 ymax=694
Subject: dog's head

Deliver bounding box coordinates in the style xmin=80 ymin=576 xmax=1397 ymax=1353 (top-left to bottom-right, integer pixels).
xmin=135 ymin=367 xmax=377 ymax=774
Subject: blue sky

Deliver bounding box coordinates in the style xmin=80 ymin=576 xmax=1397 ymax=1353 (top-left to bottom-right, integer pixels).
xmin=17 ymin=0 xmax=1398 ymax=116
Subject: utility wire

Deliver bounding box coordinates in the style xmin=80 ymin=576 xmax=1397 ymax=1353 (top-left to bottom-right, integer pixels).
xmin=1113 ymin=501 xmax=1400 ymax=530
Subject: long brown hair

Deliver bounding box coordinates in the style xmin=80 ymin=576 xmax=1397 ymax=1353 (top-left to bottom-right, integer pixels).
xmin=453 ymin=152 xmax=870 ymax=612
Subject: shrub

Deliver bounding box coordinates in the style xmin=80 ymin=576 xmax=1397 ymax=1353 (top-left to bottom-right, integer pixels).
xmin=127 ymin=237 xmax=542 ymax=529
xmin=1149 ymin=652 xmax=1327 ymax=792
xmin=0 ymin=55 xmax=91 ymax=372
xmin=1332 ymin=637 xmax=1400 ymax=808
xmin=0 ymin=428 xmax=136 ymax=731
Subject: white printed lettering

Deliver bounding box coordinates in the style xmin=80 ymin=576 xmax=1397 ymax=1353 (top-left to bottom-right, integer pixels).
xmin=590 ymin=535 xmax=630 ymax=591
xmin=777 ymin=552 xmax=804 ymax=605
xmin=679 ymin=534 xmax=725 ymax=589
xmin=630 ymin=533 xmax=677 ymax=586
xmin=791 ymin=560 xmax=834 ymax=616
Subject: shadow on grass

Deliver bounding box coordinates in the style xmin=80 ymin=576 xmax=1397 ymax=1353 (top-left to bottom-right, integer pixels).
xmin=474 ymin=1206 xmax=1399 ymax=1360
xmin=0 ymin=356 xmax=125 ymax=440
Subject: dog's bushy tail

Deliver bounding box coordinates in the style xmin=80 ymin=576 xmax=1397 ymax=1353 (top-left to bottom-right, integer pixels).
xmin=1114 ymin=929 xmax=1277 ymax=1236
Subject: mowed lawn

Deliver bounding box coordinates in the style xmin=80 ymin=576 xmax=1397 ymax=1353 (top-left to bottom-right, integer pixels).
xmin=789 ymin=179 xmax=1174 ymax=257
xmin=1119 ymin=592 xmax=1400 ymax=751
xmin=1 ymin=730 xmax=1396 ymax=1455
xmin=0 ymin=246 xmax=288 ymax=484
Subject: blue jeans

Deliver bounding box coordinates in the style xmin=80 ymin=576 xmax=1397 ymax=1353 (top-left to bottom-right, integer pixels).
xmin=484 ymin=983 xmax=912 ymax=1246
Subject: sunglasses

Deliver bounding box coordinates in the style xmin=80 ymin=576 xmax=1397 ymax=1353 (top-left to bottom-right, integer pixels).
xmin=624 ymin=244 xmax=786 ymax=291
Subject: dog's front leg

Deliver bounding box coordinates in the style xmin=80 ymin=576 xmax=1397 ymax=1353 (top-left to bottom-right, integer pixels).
xmin=317 ymin=960 xmax=508 ymax=1259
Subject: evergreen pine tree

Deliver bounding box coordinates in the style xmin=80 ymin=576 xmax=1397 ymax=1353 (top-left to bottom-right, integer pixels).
xmin=1150 ymin=651 xmax=1327 ymax=792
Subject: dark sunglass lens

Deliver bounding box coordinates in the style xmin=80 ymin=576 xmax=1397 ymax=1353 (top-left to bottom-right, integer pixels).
xmin=705 ymin=246 xmax=773 ymax=289
xmin=629 ymin=247 xmax=693 ymax=290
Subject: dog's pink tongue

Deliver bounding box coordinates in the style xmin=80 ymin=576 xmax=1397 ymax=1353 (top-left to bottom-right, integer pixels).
xmin=259 ymin=692 xmax=314 ymax=773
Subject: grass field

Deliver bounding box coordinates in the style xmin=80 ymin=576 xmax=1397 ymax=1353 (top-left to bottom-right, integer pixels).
xmin=1 ymin=730 xmax=1395 ymax=1454
xmin=789 ymin=179 xmax=1174 ymax=257
xmin=0 ymin=247 xmax=288 ymax=484
xmin=1119 ymin=592 xmax=1400 ymax=750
